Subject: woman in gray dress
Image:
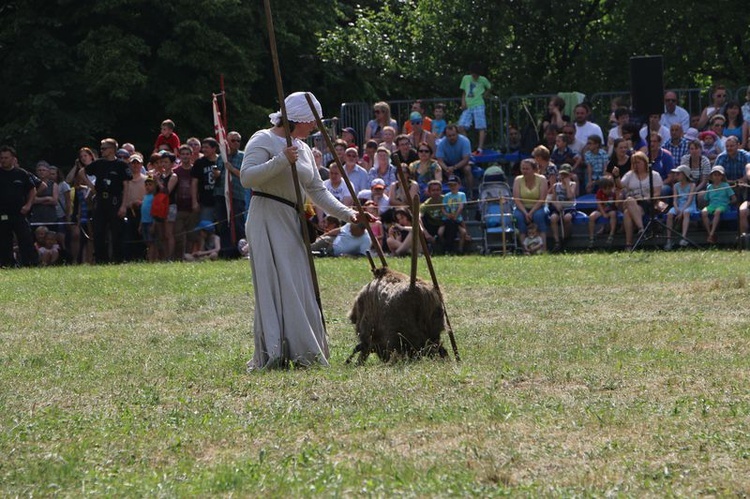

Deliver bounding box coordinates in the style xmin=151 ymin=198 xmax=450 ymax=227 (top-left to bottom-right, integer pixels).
xmin=241 ymin=92 xmax=360 ymax=370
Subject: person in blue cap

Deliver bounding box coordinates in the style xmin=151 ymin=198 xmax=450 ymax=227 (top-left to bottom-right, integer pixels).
xmin=183 ymin=219 xmax=220 ymax=261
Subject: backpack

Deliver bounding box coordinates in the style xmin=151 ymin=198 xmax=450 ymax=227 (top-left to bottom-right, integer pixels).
xmin=151 ymin=192 xmax=169 ymax=221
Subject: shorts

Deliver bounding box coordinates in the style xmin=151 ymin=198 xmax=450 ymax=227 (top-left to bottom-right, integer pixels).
xmin=705 ymin=204 xmax=728 ymax=215
xmin=547 ymin=205 xmax=577 ymax=217
xmin=667 ymin=206 xmax=696 ymax=216
xmin=141 ymin=222 xmax=154 ymax=243
xmin=458 ymin=105 xmax=486 ymax=130
xmin=167 ymin=204 xmax=177 ymax=222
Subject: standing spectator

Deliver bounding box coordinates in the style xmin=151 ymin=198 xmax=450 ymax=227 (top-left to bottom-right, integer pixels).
xmin=191 ymin=138 xmax=220 ymax=223
xmin=436 ymin=124 xmax=473 ymax=194
xmin=153 ymin=118 xmax=180 ymax=154
xmin=67 ymin=147 xmax=96 ymax=264
xmin=459 ymin=62 xmax=492 ymax=155
xmin=186 ymin=137 xmax=203 ymax=164
xmin=80 ymin=138 xmax=132 ymax=264
xmin=660 ymin=91 xmax=690 ymax=132
xmin=365 ymin=101 xmax=399 ymax=142
xmin=122 ymin=153 xmax=147 ymax=261
xmin=155 ymin=151 xmax=178 ymax=260
xmin=697 ymin=85 xmax=728 ymax=130
xmin=573 ymin=103 xmax=604 ymax=145
xmin=140 ymin=176 xmax=158 ymax=262
xmin=714 ymin=136 xmax=750 ymax=181
xmin=30 ymin=161 xmax=58 ymax=228
xmin=0 ymin=145 xmax=38 ymax=267
xmin=403 ymin=100 xmax=432 ymax=134
xmin=173 ymin=144 xmax=199 ymax=259
xmin=224 ymin=130 xmax=247 ymax=252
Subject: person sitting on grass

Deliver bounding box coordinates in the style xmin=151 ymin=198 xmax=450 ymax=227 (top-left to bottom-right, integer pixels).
xmin=386 ymin=208 xmax=416 ymax=256
xmin=664 ymin=165 xmax=698 ymax=250
xmin=183 ymin=220 xmax=220 ymax=261
xmin=587 ymin=176 xmax=618 ymax=249
xmin=701 ymin=165 xmax=736 ymax=245
xmin=522 ymin=223 xmax=544 ymax=255
xmin=38 ymin=230 xmax=60 ymax=266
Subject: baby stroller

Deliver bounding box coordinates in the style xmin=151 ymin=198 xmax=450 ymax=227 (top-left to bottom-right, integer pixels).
xmin=479 ymin=166 xmax=516 ymax=255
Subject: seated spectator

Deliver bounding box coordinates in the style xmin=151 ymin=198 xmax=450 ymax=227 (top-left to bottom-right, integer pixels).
xmin=699 ymin=130 xmax=722 ymax=163
xmin=378 ymin=126 xmax=398 ymax=154
xmin=183 ymin=220 xmax=220 ymax=261
xmin=584 ymin=135 xmax=608 ymax=194
xmin=362 ymin=200 xmax=384 ymax=245
xmin=341 ymin=147 xmax=369 ymax=194
xmin=386 ymin=165 xmax=419 ymax=219
xmin=317 ymin=163 xmax=351 ymax=229
xmin=707 ymin=115 xmax=728 ymax=152
xmin=439 ymin=175 xmax=470 ymax=254
xmin=368 ymin=147 xmax=398 ymax=187
xmin=738 ymin=163 xmax=750 ymax=236
xmin=386 ymin=208 xmax=417 ymax=256
xmin=561 ymin=123 xmax=586 ymax=155
xmin=332 ymin=222 xmax=371 ymax=256
xmin=38 ymin=229 xmax=60 ymax=266
xmin=587 ymin=176 xmax=618 ymax=248
xmin=522 ymin=223 xmax=544 ymax=255
xmin=326 ymin=139 xmax=348 ymax=169
xmin=341 ymin=127 xmax=357 ymax=150
xmin=310 ymin=216 xmax=341 ymax=255
xmin=312 ymin=147 xmax=329 ymax=181
xmin=407 ymin=112 xmax=436 ymax=152
xmin=701 ymin=165 xmax=736 ymax=244
xmin=369 ymin=178 xmax=390 ymax=215
xmin=313 ymin=133 xmax=332 ymax=167
xmin=540 ymin=96 xmax=570 ymax=136
xmin=360 ymin=140 xmax=378 ymax=171
xmin=435 ymin=124 xmax=473 ymax=195
xmin=660 ymin=91 xmax=690 ymax=132
xmin=722 ymin=101 xmax=745 ymax=142
xmin=507 ymin=125 xmax=523 ymax=153
xmin=532 ymin=145 xmax=558 ymax=192
xmin=573 ymin=103 xmax=604 ymax=145
xmin=647 ymin=132 xmax=675 ymax=197
xmin=607 ymin=107 xmax=631 ymax=153
xmin=432 ymin=103 xmax=447 ymax=139
xmin=551 ymin=132 xmax=580 ymax=171
xmin=621 ymin=151 xmax=663 ymax=249
xmin=391 ymin=134 xmax=418 ymax=169
xmin=547 ymin=164 xmax=577 ymax=251
xmin=365 ymin=101 xmax=398 ymax=142
xmin=664 ymin=165 xmax=698 ymax=250
xmin=419 ymin=180 xmax=444 ymax=247
xmin=665 ymin=123 xmax=691 ymax=166
xmin=606 ymin=138 xmax=632 ymax=179
xmin=512 ymin=158 xmax=548 ymax=251
xmin=697 ymin=85 xmax=728 ymax=130
xmin=404 ymin=100 xmax=432 ymax=134
xmin=714 ymin=136 xmax=750 ymax=181
xmin=409 ymin=142 xmax=442 ymax=199
xmin=540 ymin=123 xmax=559 ymax=153
xmin=622 ymin=122 xmax=646 ymax=153
xmin=639 ymin=113 xmax=670 ymax=145
xmin=153 ymin=118 xmax=180 ymax=154
xmin=679 ymin=139 xmax=711 ymax=191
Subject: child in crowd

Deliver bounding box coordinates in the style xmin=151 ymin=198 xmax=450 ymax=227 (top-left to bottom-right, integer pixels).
xmin=584 ymin=135 xmax=608 ymax=193
xmin=432 ymin=103 xmax=447 ymax=139
xmin=378 ymin=126 xmax=397 ymax=154
xmin=459 ymin=62 xmax=492 ymax=155
xmin=439 ymin=175 xmax=470 ymax=254
xmin=38 ymin=230 xmax=60 ymax=266
xmin=140 ymin=176 xmax=158 ymax=262
xmin=34 ymin=225 xmax=48 ymax=249
xmin=587 ymin=176 xmax=618 ymax=248
xmin=362 ymin=200 xmax=383 ymax=246
xmin=523 ymin=223 xmax=544 ymax=255
xmin=420 ymin=180 xmax=445 ymax=246
xmin=550 ymin=133 xmax=578 ymax=169
xmin=184 ymin=220 xmax=220 ymax=261
xmin=153 ymin=118 xmax=180 ymax=154
xmin=547 ymin=164 xmax=577 ymax=252
xmin=699 ymin=131 xmax=722 ymax=163
xmin=664 ymin=165 xmax=698 ymax=250
xmin=701 ymin=165 xmax=735 ymax=244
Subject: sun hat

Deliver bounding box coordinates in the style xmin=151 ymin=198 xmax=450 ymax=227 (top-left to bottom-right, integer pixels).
xmin=710 ymin=165 xmax=725 ymax=176
xmin=559 ymin=163 xmax=572 ymax=175
xmin=671 ymin=164 xmax=692 ymax=179
xmin=194 ymin=220 xmax=215 ymax=232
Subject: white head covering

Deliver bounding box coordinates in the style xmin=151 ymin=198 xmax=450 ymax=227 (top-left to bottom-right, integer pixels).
xmin=269 ymin=91 xmax=322 ymax=125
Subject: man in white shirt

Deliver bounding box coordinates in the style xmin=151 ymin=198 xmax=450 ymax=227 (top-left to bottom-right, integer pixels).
xmin=660 ymin=91 xmax=690 ymax=132
xmin=573 ymin=104 xmax=603 ymax=145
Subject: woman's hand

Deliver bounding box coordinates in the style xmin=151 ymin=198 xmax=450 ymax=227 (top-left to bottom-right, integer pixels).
xmin=283 ymin=146 xmax=298 ymax=164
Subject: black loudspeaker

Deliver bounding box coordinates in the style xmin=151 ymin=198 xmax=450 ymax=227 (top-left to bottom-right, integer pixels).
xmin=630 ymin=56 xmax=664 ymax=117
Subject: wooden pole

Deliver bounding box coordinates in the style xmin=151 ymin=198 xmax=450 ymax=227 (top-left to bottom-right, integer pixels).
xmin=303 ymin=93 xmax=388 ymax=269
xmin=263 ymin=0 xmax=327 ymax=366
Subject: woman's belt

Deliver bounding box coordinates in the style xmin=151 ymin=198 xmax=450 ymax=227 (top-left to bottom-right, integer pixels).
xmin=253 ymin=191 xmax=298 ymax=211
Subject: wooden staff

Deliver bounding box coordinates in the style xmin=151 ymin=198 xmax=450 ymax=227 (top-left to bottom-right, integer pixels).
xmin=395 ymin=167 xmax=461 ymax=362
xmin=303 ymin=93 xmax=388 ymax=269
xmin=263 ymin=0 xmax=326 ymax=366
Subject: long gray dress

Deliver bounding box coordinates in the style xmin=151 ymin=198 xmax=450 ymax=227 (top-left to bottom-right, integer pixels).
xmin=240 ymin=129 xmax=355 ymax=369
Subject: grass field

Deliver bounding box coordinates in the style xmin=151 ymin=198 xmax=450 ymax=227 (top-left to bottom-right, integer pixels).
xmin=1 ymin=251 xmax=749 ymax=496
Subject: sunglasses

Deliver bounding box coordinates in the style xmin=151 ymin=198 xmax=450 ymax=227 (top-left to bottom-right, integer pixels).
xmin=411 ymin=120 xmax=422 ymax=125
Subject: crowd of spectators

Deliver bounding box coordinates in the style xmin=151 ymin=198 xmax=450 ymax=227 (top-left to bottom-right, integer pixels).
xmin=3 ymin=85 xmax=750 ymax=267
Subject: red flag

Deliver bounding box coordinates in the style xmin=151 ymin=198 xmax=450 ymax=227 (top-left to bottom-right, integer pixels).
xmin=212 ymin=95 xmax=236 ymax=243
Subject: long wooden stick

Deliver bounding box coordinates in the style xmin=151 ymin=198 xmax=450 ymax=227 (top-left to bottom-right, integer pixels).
xmin=263 ymin=0 xmax=326 ymax=365
xmin=303 ymin=93 xmax=388 ymax=270
xmin=395 ymin=168 xmax=461 ymax=362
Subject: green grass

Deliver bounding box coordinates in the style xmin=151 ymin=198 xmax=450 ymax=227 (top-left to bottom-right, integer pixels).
xmin=1 ymin=252 xmax=749 ymax=496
